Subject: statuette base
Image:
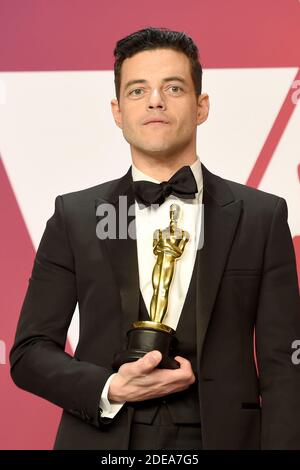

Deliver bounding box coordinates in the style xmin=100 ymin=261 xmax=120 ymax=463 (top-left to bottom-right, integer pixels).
xmin=112 ymin=321 xmax=179 ymax=370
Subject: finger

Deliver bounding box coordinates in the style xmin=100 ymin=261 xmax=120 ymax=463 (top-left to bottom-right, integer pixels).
xmin=174 ymin=356 xmax=196 ymax=384
xmin=135 ymin=350 xmax=162 ymax=373
xmin=174 ymin=356 xmax=192 ymax=368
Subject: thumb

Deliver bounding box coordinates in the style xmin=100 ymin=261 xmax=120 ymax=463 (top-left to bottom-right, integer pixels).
xmin=136 ymin=350 xmax=162 ymax=373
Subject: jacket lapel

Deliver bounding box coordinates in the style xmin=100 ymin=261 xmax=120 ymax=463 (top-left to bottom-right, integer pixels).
xmin=196 ymin=164 xmax=243 ymax=366
xmin=95 ymin=168 xmax=140 ymax=334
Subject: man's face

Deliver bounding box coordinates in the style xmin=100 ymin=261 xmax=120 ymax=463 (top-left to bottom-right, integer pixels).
xmin=111 ymin=49 xmax=209 ymax=158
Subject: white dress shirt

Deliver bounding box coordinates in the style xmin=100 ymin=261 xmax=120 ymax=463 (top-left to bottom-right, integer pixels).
xmin=100 ymin=158 xmax=203 ymax=418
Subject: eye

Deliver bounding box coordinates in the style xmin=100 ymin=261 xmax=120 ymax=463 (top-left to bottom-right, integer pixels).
xmin=169 ymin=85 xmax=182 ymax=93
xmin=129 ymin=88 xmax=144 ymax=97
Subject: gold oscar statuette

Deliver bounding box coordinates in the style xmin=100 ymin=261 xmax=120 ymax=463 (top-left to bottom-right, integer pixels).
xmin=113 ymin=203 xmax=189 ymax=370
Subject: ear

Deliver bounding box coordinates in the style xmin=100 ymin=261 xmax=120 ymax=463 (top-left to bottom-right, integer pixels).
xmin=111 ymin=99 xmax=123 ymax=129
xmin=196 ymin=93 xmax=209 ymax=126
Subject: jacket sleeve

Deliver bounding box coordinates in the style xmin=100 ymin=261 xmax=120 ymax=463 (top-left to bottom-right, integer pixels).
xmin=9 ymin=195 xmax=112 ymax=428
xmin=255 ymin=197 xmax=300 ymax=449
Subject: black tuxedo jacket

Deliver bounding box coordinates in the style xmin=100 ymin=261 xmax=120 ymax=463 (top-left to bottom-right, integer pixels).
xmin=10 ymin=164 xmax=300 ymax=449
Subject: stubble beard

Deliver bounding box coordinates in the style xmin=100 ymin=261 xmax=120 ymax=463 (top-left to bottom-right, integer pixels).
xmin=125 ymin=129 xmax=193 ymax=161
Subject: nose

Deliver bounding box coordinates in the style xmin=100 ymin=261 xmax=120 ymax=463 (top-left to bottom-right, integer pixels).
xmin=147 ymin=88 xmax=166 ymax=110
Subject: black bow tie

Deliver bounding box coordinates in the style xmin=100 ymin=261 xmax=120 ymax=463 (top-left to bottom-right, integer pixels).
xmin=132 ymin=166 xmax=198 ymax=207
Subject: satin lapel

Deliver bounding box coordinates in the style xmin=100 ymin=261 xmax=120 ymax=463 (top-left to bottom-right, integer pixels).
xmin=95 ymin=169 xmax=140 ymax=334
xmin=196 ymin=165 xmax=243 ymax=366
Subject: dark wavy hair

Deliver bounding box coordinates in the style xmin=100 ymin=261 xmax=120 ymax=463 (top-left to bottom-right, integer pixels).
xmin=113 ymin=27 xmax=202 ymax=100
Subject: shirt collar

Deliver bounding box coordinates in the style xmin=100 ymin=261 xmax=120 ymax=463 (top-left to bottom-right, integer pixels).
xmin=131 ymin=157 xmax=203 ymax=194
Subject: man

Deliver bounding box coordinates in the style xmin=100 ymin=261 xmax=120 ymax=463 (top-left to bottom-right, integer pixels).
xmin=10 ymin=27 xmax=300 ymax=450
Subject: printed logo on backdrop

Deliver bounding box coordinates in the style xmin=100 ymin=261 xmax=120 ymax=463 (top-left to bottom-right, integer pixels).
xmin=291 ymin=79 xmax=300 ymax=104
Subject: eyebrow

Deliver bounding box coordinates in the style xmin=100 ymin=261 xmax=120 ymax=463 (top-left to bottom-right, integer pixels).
xmin=124 ymin=76 xmax=187 ymax=91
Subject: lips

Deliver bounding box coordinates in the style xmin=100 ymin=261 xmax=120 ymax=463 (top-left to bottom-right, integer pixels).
xmin=143 ymin=119 xmax=169 ymax=125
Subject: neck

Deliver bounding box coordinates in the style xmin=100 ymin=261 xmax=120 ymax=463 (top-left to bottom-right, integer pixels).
xmin=131 ymin=147 xmax=198 ymax=181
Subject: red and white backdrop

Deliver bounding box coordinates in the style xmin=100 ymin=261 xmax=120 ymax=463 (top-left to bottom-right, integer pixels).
xmin=0 ymin=0 xmax=299 ymax=449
